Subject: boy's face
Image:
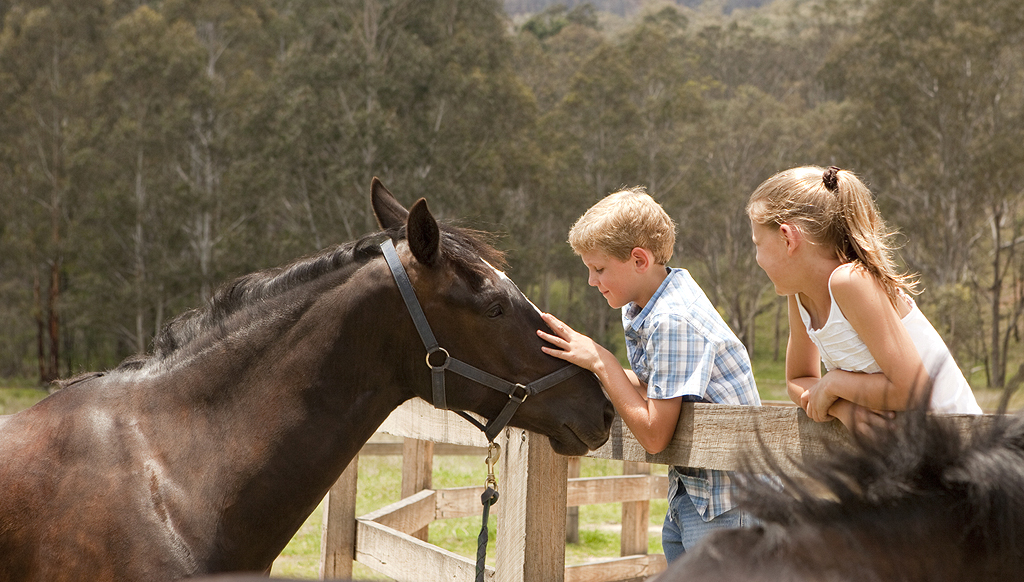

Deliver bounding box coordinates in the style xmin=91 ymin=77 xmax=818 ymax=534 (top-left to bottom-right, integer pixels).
xmin=579 ymin=250 xmax=640 ymax=309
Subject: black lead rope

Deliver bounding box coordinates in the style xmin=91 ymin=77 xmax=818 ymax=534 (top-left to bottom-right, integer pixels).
xmin=475 ymin=442 xmax=500 ymax=582
xmin=476 ymin=487 xmax=498 ymax=582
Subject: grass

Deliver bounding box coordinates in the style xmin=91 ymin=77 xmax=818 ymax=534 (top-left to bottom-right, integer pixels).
xmin=0 ymin=386 xmax=51 ymax=415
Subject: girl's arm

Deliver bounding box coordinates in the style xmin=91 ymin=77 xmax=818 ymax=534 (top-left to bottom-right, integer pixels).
xmin=538 ymin=312 xmax=682 ymax=454
xmin=803 ymin=266 xmax=928 ymax=421
xmin=828 ymin=398 xmax=897 ymax=432
xmin=785 ymin=294 xmax=822 ymax=409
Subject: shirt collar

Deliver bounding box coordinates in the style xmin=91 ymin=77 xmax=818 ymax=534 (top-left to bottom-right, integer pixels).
xmin=623 ymin=267 xmax=676 ymax=332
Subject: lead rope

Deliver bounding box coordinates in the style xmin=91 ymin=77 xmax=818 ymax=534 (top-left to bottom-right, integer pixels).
xmin=475 ymin=442 xmax=500 ymax=582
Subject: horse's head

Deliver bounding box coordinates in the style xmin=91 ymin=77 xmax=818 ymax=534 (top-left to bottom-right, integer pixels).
xmin=371 ymin=178 xmax=614 ymax=455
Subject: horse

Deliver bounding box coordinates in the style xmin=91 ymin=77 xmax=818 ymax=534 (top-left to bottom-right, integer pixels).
xmin=0 ymin=178 xmax=615 ymax=582
xmin=661 ymin=407 xmax=1024 ymax=581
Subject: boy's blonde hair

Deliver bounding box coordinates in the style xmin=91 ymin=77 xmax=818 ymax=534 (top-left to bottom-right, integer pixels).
xmin=568 ymin=187 xmax=676 ymax=265
xmin=746 ymin=166 xmax=917 ymax=304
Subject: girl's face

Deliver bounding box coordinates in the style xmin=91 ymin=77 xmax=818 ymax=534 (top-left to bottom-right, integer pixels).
xmin=579 ymin=249 xmax=640 ymax=309
xmin=750 ymin=220 xmax=793 ymax=295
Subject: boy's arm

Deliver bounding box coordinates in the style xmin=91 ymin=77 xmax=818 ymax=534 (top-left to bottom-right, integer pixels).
xmin=538 ymin=313 xmax=682 ymax=454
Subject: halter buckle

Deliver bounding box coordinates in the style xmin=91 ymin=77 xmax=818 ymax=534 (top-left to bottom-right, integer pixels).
xmin=509 ymin=384 xmax=529 ymax=403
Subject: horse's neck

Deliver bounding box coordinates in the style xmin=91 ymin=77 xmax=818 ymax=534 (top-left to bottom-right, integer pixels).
xmin=138 ymin=266 xmax=417 ymax=568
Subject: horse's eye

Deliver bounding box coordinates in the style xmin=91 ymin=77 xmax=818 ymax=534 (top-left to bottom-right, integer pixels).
xmin=486 ymin=303 xmax=504 ymax=318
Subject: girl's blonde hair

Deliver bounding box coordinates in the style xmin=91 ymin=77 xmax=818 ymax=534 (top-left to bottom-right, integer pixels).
xmin=746 ymin=166 xmax=917 ymax=304
xmin=569 ymin=187 xmax=676 ymax=265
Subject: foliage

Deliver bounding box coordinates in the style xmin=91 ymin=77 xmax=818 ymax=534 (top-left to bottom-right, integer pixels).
xmin=0 ymin=0 xmax=1021 ymax=388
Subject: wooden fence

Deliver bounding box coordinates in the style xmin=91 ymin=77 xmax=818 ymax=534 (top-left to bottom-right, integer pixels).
xmin=315 ymin=398 xmax=978 ymax=582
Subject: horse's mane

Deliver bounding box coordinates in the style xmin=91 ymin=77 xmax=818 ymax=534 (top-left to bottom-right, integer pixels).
xmin=115 ymin=223 xmax=504 ymax=371
xmin=737 ymin=407 xmax=1024 ymax=563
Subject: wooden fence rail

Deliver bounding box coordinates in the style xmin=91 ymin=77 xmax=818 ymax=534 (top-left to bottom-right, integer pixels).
xmin=317 ymin=398 xmax=983 ymax=582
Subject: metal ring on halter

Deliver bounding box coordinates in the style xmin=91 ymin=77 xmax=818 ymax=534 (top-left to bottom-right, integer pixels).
xmin=509 ymin=384 xmax=529 ymax=403
xmin=425 ymin=347 xmax=450 ymax=370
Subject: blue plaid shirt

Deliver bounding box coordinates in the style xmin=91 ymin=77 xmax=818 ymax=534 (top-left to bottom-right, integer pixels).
xmin=623 ymin=267 xmax=759 ymax=521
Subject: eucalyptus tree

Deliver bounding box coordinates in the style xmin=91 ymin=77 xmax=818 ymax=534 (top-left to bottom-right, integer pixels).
xmin=502 ymin=21 xmax=607 ymax=334
xmin=824 ymin=0 xmax=1024 ymax=386
xmin=535 ymin=39 xmax=646 ymax=345
xmin=256 ymin=0 xmax=536 ymax=258
xmin=658 ymin=6 xmax=835 ymax=356
xmin=155 ymin=0 xmax=282 ymax=303
xmin=76 ymin=6 xmax=209 ymax=357
xmin=0 ymin=0 xmax=111 ymax=380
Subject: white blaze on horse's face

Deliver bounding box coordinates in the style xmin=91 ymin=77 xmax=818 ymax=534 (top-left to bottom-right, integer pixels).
xmin=482 ymin=260 xmax=543 ymax=316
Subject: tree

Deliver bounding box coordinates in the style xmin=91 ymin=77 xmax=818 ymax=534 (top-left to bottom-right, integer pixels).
xmin=77 ymin=6 xmax=208 ymax=356
xmin=824 ymin=0 xmax=1024 ymax=386
xmin=0 ymin=0 xmax=111 ymax=381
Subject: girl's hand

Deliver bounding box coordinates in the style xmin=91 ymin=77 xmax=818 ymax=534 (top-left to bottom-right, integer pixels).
xmin=803 ymin=372 xmax=843 ymax=422
xmin=537 ymin=312 xmax=602 ymax=373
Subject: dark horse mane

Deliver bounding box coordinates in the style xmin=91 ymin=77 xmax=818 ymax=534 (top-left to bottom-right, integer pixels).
xmin=105 ymin=222 xmax=505 ymax=375
xmin=735 ymin=407 xmax=1024 ymax=571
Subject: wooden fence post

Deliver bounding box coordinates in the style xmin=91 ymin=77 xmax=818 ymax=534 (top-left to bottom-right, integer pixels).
xmin=620 ymin=461 xmax=650 ymax=557
xmin=320 ymin=454 xmax=358 ymax=580
xmin=495 ymin=429 xmax=568 ymax=582
xmin=565 ymin=457 xmax=581 ymax=544
xmin=401 ymin=438 xmax=434 ymax=541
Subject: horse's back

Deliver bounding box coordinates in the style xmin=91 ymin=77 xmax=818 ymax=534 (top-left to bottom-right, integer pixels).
xmin=0 ymin=375 xmax=200 ymax=582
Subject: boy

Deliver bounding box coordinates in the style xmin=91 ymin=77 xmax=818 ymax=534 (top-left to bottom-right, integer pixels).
xmin=537 ymin=187 xmax=760 ymax=562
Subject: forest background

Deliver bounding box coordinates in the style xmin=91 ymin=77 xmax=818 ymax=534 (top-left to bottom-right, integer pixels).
xmin=1 ymin=0 xmax=1022 ymax=395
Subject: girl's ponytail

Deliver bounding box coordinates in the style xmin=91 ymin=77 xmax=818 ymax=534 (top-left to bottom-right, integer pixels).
xmin=829 ymin=168 xmax=917 ymax=305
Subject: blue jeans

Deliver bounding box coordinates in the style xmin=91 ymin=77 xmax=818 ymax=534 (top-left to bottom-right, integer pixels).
xmin=661 ymin=488 xmax=751 ymax=564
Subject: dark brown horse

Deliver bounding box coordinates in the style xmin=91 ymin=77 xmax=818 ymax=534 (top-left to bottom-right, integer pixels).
xmin=663 ymin=408 xmax=1024 ymax=581
xmin=0 ymin=179 xmax=614 ymax=582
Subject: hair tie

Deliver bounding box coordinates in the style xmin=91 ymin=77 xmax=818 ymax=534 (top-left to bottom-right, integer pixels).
xmin=823 ymin=166 xmax=841 ymax=192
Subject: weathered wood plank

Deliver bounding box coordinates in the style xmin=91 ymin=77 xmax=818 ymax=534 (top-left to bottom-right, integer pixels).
xmin=360 ymin=489 xmax=437 ymax=536
xmin=378 ymin=398 xmax=491 ymax=447
xmin=586 ymin=404 xmax=850 ymax=473
xmin=435 ymin=485 xmax=497 ymax=520
xmin=356 ymin=519 xmax=494 ymax=582
xmin=564 ymin=554 xmax=666 ymax=582
xmin=587 ymin=405 xmax=991 ymax=472
xmin=566 ymin=475 xmax=665 ymax=507
xmin=361 ymin=441 xmax=485 ymax=456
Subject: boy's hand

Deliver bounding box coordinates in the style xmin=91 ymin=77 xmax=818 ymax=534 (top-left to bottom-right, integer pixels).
xmin=537 ymin=312 xmax=603 ymax=373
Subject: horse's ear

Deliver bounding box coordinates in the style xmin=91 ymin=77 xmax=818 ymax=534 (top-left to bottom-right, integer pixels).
xmin=371 ymin=177 xmax=408 ymax=230
xmin=407 ymin=198 xmax=441 ymax=267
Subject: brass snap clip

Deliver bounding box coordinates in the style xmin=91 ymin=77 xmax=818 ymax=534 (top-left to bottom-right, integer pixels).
xmin=484 ymin=442 xmax=501 ymax=490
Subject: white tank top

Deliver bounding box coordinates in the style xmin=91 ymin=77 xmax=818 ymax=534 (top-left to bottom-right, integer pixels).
xmin=796 ymin=269 xmax=982 ymax=414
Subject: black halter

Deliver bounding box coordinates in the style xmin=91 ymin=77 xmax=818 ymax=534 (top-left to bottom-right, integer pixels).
xmin=381 ymin=238 xmax=584 ymax=442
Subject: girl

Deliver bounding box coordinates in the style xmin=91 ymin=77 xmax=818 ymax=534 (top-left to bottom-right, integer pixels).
xmin=748 ymin=166 xmax=981 ymax=429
